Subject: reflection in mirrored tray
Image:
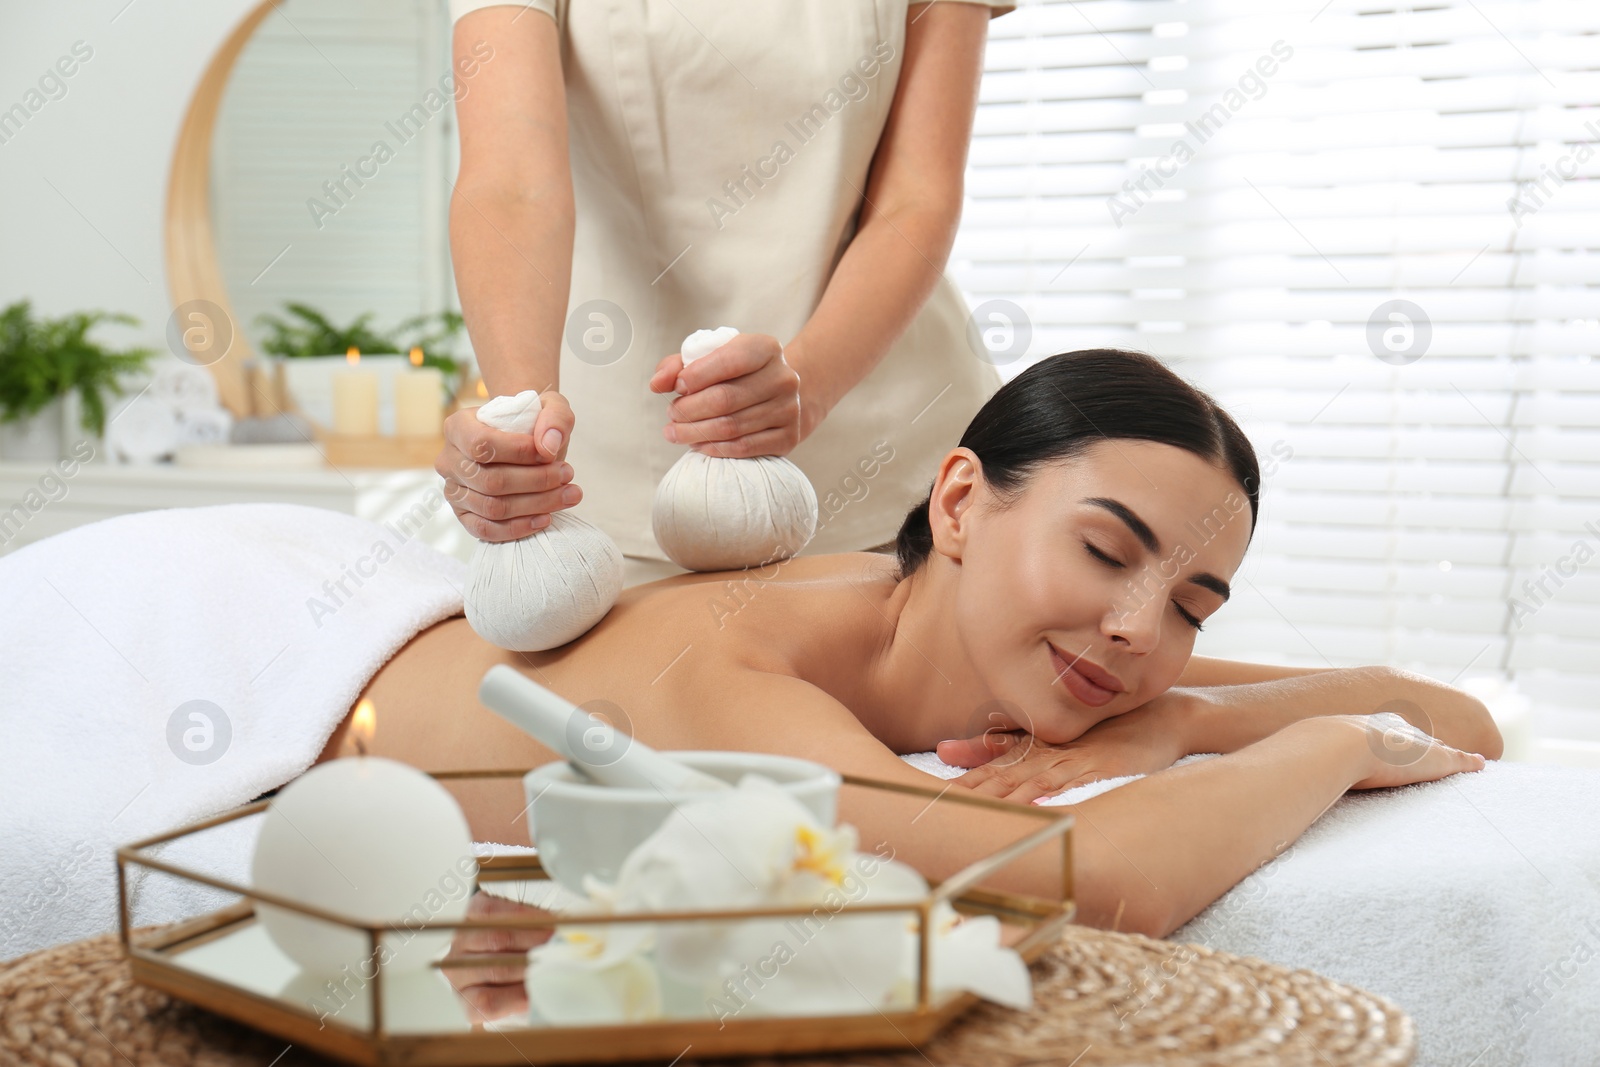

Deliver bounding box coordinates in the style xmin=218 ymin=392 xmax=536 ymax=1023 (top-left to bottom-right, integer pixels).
xmin=158 ymin=883 xmax=968 ymax=1035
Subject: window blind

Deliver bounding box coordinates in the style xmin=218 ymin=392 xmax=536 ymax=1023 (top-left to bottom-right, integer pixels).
xmin=950 ymin=0 xmax=1600 ymax=743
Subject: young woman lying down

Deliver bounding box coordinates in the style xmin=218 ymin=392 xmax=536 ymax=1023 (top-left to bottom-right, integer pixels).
xmin=319 ymin=348 xmax=1501 ymax=940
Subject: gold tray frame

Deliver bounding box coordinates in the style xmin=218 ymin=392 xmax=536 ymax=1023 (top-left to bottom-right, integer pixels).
xmin=116 ymin=768 xmax=1075 ymax=1066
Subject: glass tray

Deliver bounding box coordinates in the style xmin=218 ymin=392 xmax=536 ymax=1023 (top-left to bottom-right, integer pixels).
xmin=117 ymin=769 xmax=1075 ymax=1066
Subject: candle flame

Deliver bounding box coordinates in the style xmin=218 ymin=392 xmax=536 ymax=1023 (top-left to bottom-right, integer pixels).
xmin=409 ymin=346 xmax=424 ymax=366
xmin=475 ymin=378 xmax=488 ymax=398
xmin=350 ymin=697 xmax=376 ymax=756
xmin=346 ymin=346 xmax=360 ymax=365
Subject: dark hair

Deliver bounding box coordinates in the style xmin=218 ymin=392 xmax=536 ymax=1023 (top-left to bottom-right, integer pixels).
xmin=893 ymin=348 xmax=1261 ymax=579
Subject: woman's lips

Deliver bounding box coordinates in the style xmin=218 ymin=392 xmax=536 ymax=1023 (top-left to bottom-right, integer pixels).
xmin=1048 ymin=642 xmax=1120 ymax=708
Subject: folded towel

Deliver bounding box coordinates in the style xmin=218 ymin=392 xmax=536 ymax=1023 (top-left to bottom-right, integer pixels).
xmin=902 ymin=750 xmax=1600 ymax=1067
xmin=0 ymin=504 xmax=467 ymax=961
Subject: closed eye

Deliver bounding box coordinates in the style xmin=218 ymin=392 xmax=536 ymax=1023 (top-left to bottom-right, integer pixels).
xmin=1083 ymin=541 xmax=1123 ymax=568
xmin=1094 ymin=543 xmax=1203 ymax=633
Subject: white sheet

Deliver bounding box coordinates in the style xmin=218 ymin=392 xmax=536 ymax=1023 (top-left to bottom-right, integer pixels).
xmin=902 ymin=750 xmax=1600 ymax=1067
xmin=0 ymin=503 xmax=466 ymax=961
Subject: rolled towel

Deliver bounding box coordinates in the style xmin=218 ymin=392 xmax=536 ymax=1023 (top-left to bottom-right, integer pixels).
xmin=651 ymin=328 xmax=819 ymax=571
xmin=462 ymin=390 xmax=624 ymax=651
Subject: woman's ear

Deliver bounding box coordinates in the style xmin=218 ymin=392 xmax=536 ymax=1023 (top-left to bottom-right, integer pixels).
xmin=927 ymin=448 xmax=982 ymax=564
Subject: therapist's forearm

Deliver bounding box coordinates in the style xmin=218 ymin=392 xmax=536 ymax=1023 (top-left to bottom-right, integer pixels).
xmin=785 ymin=201 xmax=959 ymax=425
xmin=449 ymin=180 xmax=574 ymax=396
xmin=1175 ymin=664 xmax=1504 ymax=760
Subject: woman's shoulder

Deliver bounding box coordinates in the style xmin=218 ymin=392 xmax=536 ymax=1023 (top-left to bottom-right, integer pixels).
xmin=585 ymin=551 xmax=896 ymax=671
xmin=617 ymin=551 xmax=896 ymax=605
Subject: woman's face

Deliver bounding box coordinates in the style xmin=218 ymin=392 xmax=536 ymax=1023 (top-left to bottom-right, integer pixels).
xmin=937 ymin=439 xmax=1254 ymax=743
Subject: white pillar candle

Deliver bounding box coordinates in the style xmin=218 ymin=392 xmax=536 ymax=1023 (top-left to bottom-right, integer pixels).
xmin=251 ymin=724 xmax=476 ymax=978
xmin=457 ymin=376 xmax=489 ymax=411
xmin=395 ymin=350 xmax=444 ymax=437
xmin=331 ymin=347 xmax=379 ymax=436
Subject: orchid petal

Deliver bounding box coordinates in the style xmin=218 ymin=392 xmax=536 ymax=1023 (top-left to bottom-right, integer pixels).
xmin=525 ymin=952 xmax=661 ymax=1024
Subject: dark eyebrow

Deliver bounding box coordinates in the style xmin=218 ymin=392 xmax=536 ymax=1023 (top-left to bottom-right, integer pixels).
xmin=1084 ymin=497 xmax=1159 ymax=553
xmin=1082 ymin=496 xmax=1232 ymax=603
xmin=1188 ymin=572 xmax=1232 ymax=603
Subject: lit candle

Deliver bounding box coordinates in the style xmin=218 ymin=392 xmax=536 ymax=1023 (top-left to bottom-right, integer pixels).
xmin=331 ymin=346 xmax=379 ymax=436
xmin=250 ymin=699 xmax=477 ymax=978
xmin=395 ymin=346 xmax=444 ymax=437
xmin=457 ymin=376 xmax=489 ymax=411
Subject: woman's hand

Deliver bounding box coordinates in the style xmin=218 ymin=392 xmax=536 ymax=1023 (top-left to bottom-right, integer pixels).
xmin=435 ymin=390 xmax=580 ymax=542
xmin=936 ymin=692 xmax=1195 ymax=804
xmin=1338 ymin=712 xmax=1488 ymax=790
xmin=648 ymin=332 xmax=811 ymax=458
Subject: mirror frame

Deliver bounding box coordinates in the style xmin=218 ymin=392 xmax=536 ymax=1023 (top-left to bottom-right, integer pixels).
xmin=164 ymin=0 xmax=277 ymax=418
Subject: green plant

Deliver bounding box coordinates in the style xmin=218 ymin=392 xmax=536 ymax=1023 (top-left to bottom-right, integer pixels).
xmin=255 ymin=302 xmax=466 ymax=391
xmin=0 ymin=300 xmax=155 ymax=436
xmin=255 ymin=303 xmax=402 ymax=358
xmin=395 ymin=309 xmax=465 ymax=382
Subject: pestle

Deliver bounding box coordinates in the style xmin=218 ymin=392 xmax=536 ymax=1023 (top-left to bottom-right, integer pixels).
xmin=477 ymin=665 xmax=731 ymax=793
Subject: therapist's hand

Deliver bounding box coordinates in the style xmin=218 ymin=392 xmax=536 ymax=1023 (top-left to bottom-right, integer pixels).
xmin=648 ymin=332 xmax=811 ymax=458
xmin=435 ymin=389 xmax=581 ymax=543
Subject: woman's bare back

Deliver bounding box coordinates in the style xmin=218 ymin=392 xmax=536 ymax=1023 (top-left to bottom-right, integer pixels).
xmin=333 ymin=551 xmax=903 ymax=841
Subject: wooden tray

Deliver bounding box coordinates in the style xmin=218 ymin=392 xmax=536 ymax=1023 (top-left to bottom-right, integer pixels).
xmin=117 ymin=770 xmax=1074 ymax=1066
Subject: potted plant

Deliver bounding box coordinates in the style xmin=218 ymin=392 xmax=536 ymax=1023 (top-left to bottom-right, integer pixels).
xmin=0 ymin=300 xmax=155 ymax=461
xmin=394 ymin=309 xmax=466 ymax=388
xmin=254 ymin=304 xmax=466 ymax=431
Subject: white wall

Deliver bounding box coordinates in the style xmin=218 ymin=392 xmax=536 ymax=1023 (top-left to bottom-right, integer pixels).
xmin=0 ymin=0 xmax=262 ymax=354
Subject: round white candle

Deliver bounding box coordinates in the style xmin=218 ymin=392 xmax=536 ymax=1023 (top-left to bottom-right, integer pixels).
xmin=331 ymin=366 xmax=379 ymax=435
xmin=251 ymin=755 xmax=476 ymax=978
xmin=395 ymin=367 xmax=444 ymax=437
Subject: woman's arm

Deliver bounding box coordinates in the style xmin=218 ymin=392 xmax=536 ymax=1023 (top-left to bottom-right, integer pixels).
xmin=1175 ymin=654 xmax=1332 ymax=687
xmin=940 ymin=663 xmax=1503 ymax=801
xmin=782 ymin=2 xmax=991 ymax=434
xmin=436 ymin=8 xmax=583 ymax=543
xmin=1173 ymin=663 xmax=1503 ymax=760
xmin=1173 ymin=656 xmax=1502 ymax=756
xmin=689 ymin=671 xmax=1483 ymax=940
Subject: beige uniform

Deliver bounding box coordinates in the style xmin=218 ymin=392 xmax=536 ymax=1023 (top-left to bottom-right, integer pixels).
xmin=449 ymin=0 xmax=1011 ymax=567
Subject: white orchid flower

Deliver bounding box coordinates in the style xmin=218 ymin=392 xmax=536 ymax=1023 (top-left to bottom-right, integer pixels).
xmin=599 ymin=774 xmax=927 ymax=1018
xmin=524 ymin=773 xmax=1033 ymax=1024
xmin=523 ymin=896 xmax=660 ymax=1024
xmin=888 ymin=899 xmax=1034 ymax=1012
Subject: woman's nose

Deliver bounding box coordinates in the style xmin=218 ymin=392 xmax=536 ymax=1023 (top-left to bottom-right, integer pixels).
xmin=1103 ymin=586 xmax=1163 ymax=652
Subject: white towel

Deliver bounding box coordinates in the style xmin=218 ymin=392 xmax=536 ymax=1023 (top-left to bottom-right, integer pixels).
xmin=902 ymin=750 xmax=1600 ymax=1067
xmin=0 ymin=503 xmax=466 ymax=961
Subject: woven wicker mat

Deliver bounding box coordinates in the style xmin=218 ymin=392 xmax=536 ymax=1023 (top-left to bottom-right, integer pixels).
xmin=0 ymin=925 xmax=1413 ymax=1067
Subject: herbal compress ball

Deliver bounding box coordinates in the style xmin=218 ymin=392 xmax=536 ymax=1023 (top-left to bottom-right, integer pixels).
xmin=651 ymin=328 xmax=819 ymax=571
xmin=463 ymin=390 xmax=624 ymax=650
